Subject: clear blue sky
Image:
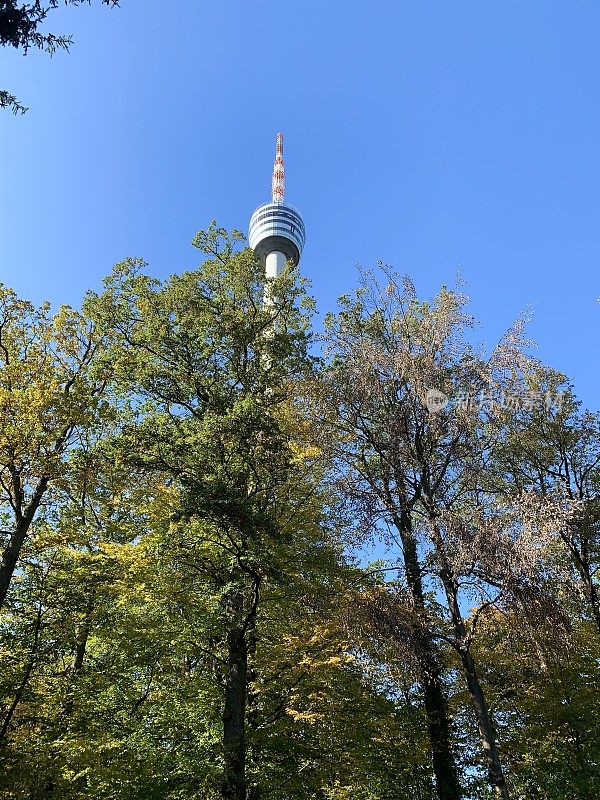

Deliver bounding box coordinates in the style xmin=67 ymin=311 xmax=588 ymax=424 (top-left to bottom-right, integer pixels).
xmin=1 ymin=0 xmax=599 ymax=407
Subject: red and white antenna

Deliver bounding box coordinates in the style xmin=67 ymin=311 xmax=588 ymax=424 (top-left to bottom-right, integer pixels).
xmin=249 ymin=132 xmax=305 ymax=275
xmin=271 ymin=132 xmax=285 ymax=204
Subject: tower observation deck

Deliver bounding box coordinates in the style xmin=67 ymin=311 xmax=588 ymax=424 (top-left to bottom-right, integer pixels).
xmin=248 ymin=133 xmax=305 ymax=280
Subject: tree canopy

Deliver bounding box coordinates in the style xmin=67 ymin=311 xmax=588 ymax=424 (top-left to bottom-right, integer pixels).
xmin=0 ymin=237 xmax=599 ymax=800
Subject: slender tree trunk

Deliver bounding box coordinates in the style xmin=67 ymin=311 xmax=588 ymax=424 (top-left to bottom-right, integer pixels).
xmin=72 ymin=593 xmax=95 ymax=674
xmin=222 ymin=591 xmax=248 ymax=800
xmin=395 ymin=510 xmax=462 ymax=800
xmin=431 ymin=535 xmax=510 ymax=800
xmin=420 ymin=660 xmax=461 ymax=800
xmin=0 ymin=525 xmax=28 ymax=611
xmin=61 ymin=592 xmax=96 ymax=721
xmin=585 ymin=577 xmax=600 ymax=636
xmin=0 ymin=476 xmax=49 ymax=611
xmin=570 ymin=548 xmax=600 ymax=636
xmin=246 ymin=620 xmax=261 ymax=800
xmin=0 ymin=600 xmax=43 ymax=743
xmin=459 ymin=647 xmax=509 ymax=800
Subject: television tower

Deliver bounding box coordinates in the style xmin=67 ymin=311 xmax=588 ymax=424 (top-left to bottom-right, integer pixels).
xmin=249 ymin=133 xmax=305 ymax=280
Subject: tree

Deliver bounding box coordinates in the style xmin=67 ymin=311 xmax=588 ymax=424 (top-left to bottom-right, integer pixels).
xmin=468 ymin=609 xmax=600 ymax=800
xmin=309 ymin=273 xmax=469 ymax=799
xmin=310 ymin=268 xmax=569 ymax=799
xmin=0 ymin=234 xmax=443 ymax=800
xmin=0 ymin=0 xmax=120 ymax=114
xmin=2 ymin=241 xmax=599 ymax=798
xmin=0 ymin=441 xmax=434 ymax=800
xmin=0 ymin=285 xmax=110 ymax=611
xmin=84 ymin=225 xmax=339 ymax=799
xmin=492 ymin=381 xmax=600 ymax=635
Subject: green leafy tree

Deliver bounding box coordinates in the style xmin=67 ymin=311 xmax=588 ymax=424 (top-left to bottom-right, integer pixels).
xmin=4 ymin=240 xmax=600 ymax=800
xmin=1 ymin=233 xmax=439 ymax=800
xmin=469 ymin=610 xmax=600 ymax=800
xmin=0 ymin=285 xmax=111 ymax=611
xmin=84 ymin=225 xmax=342 ymax=799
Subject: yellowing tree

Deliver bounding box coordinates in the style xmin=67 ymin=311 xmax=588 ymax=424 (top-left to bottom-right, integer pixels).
xmin=0 ymin=285 xmax=110 ymax=608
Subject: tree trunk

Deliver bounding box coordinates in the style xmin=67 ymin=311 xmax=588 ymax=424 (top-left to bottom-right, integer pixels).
xmin=0 ymin=525 xmax=28 ymax=611
xmin=222 ymin=591 xmax=248 ymax=800
xmin=421 ymin=661 xmax=462 ymax=800
xmin=432 ymin=542 xmax=510 ymax=800
xmin=0 ymin=476 xmax=49 ymax=611
xmin=396 ymin=511 xmax=462 ymax=800
xmin=570 ymin=547 xmax=600 ymax=637
xmin=585 ymin=577 xmax=600 ymax=636
xmin=61 ymin=592 xmax=96 ymax=720
xmin=459 ymin=646 xmax=509 ymax=800
xmin=72 ymin=592 xmax=95 ymax=674
xmin=246 ymin=619 xmax=261 ymax=800
xmin=0 ymin=600 xmax=43 ymax=743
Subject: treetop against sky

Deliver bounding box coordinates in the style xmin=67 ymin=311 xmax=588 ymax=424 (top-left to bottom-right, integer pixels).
xmin=2 ymin=1 xmax=599 ymax=406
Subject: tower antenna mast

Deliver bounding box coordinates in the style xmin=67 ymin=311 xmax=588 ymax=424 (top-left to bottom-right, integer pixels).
xmin=272 ymin=132 xmax=285 ymax=204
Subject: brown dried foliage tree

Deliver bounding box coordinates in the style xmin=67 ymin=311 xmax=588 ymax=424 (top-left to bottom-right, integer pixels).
xmin=307 ymin=267 xmax=576 ymax=800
